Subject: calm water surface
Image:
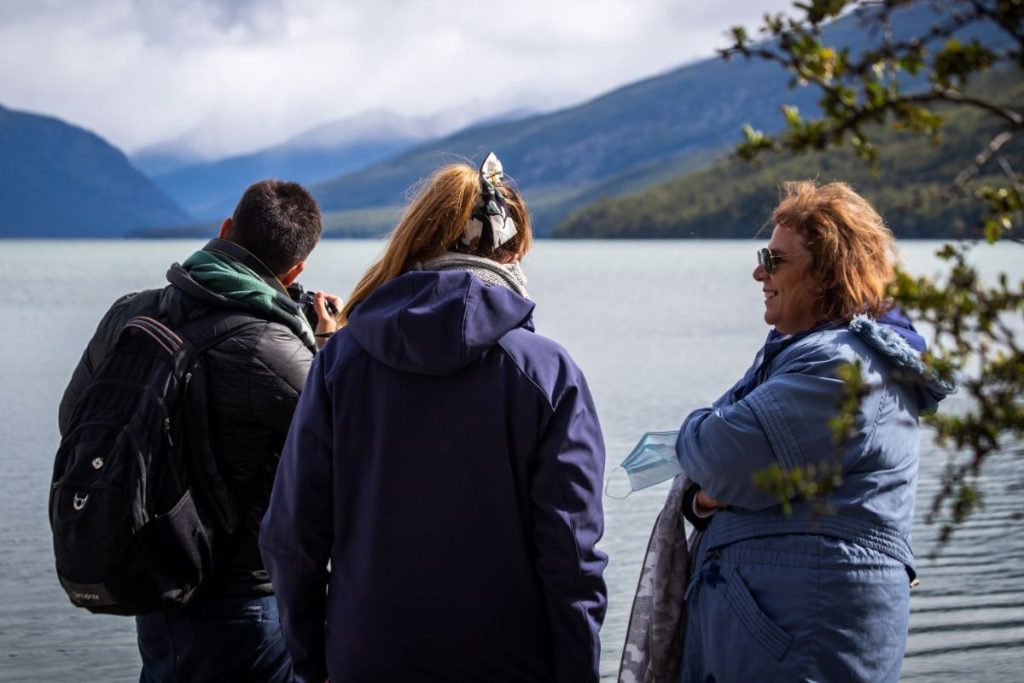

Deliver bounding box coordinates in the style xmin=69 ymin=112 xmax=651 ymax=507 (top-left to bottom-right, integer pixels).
xmin=1 ymin=239 xmax=1021 ymax=681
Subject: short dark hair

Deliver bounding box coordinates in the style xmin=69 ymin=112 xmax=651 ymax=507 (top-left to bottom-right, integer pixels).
xmin=227 ymin=179 xmax=323 ymax=275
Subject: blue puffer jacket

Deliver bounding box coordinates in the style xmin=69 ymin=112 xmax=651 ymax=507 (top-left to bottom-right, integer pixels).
xmin=676 ymin=313 xmax=954 ymax=683
xmin=259 ymin=271 xmax=608 ymax=683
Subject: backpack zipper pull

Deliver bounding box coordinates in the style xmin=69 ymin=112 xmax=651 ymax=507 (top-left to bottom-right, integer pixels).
xmin=164 ymin=417 xmax=174 ymax=446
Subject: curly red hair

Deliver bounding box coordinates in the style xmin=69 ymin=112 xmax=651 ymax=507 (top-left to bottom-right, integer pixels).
xmin=772 ymin=180 xmax=897 ymax=321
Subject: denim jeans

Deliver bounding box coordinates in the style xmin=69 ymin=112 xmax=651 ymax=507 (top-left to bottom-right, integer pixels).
xmin=136 ymin=594 xmax=294 ymax=683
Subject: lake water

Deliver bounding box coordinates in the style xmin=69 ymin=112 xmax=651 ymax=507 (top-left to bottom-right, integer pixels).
xmin=1 ymin=239 xmax=1021 ymax=681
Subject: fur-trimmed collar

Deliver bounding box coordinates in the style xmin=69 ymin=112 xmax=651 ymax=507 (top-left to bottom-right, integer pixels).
xmin=849 ymin=314 xmax=958 ymax=400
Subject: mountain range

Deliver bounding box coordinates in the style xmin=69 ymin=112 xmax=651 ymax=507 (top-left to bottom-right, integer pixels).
xmin=141 ymin=108 xmax=539 ymax=221
xmin=553 ymin=67 xmax=1022 ymax=240
xmin=0 ymin=3 xmax=1008 ymax=239
xmin=308 ymin=54 xmax=816 ymax=236
xmin=304 ymin=2 xmax=1003 ymax=236
xmin=0 ymin=105 xmax=191 ymax=237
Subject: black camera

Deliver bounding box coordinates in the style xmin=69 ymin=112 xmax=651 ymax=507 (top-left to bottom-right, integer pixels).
xmin=287 ymin=283 xmax=338 ymax=329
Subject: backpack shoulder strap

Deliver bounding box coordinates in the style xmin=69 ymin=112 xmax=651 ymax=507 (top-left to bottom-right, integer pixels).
xmin=161 ymin=311 xmax=265 ymax=534
xmin=175 ymin=312 xmax=266 ymax=355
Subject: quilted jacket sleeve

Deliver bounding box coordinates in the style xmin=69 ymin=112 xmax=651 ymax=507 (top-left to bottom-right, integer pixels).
xmin=248 ymin=321 xmax=314 ymax=437
xmin=259 ymin=349 xmax=334 ymax=683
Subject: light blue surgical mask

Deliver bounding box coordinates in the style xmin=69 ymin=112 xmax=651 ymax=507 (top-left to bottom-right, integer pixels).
xmin=606 ymin=430 xmax=683 ymax=498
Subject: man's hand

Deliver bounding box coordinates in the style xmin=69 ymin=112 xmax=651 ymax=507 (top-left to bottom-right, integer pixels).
xmin=313 ymin=291 xmax=343 ymax=348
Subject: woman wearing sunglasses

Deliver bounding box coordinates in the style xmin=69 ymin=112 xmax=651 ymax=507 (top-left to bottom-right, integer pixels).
xmin=668 ymin=181 xmax=955 ymax=682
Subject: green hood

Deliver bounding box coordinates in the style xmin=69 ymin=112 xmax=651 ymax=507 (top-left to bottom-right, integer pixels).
xmin=182 ymin=248 xmax=315 ymax=347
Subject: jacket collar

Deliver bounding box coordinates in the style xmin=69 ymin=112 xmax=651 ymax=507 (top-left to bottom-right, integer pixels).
xmin=202 ymin=238 xmax=289 ymax=297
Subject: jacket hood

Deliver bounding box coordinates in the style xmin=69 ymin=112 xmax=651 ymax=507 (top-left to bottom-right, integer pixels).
xmin=875 ymin=308 xmax=926 ymax=353
xmin=346 ymin=271 xmax=536 ymax=375
xmin=849 ymin=312 xmax=957 ymax=410
xmin=166 ymin=262 xmax=317 ymax=351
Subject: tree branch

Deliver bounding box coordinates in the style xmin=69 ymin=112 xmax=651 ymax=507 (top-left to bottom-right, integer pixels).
xmin=849 ymin=1 xmax=987 ymax=74
xmin=997 ymin=155 xmax=1024 ymax=196
xmin=952 ymin=130 xmax=1016 ymax=187
xmin=920 ymin=89 xmax=1024 ymax=128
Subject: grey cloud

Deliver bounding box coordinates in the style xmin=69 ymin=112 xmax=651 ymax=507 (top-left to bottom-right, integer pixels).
xmin=0 ymin=0 xmax=799 ymax=155
xmin=129 ymin=0 xmax=287 ymax=43
xmin=0 ymin=0 xmax=110 ymax=23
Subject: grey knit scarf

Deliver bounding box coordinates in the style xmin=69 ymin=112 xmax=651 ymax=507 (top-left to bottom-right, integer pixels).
xmin=415 ymin=252 xmax=529 ymax=298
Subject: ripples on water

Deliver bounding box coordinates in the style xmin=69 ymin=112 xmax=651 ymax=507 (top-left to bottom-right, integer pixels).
xmin=901 ymin=454 xmax=1024 ymax=681
xmin=0 ymin=240 xmax=1020 ymax=681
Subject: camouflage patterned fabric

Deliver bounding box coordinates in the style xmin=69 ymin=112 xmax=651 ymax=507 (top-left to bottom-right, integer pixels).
xmin=618 ymin=475 xmax=702 ymax=683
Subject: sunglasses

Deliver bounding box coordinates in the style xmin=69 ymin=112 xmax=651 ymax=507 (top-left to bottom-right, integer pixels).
xmin=757 ymin=247 xmax=785 ymax=274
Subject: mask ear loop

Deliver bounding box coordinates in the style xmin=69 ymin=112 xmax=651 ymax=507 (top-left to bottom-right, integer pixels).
xmin=604 ymin=467 xmax=634 ymax=500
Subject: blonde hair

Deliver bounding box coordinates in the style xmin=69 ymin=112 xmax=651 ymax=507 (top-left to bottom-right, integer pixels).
xmin=341 ymin=162 xmax=532 ymax=322
xmin=771 ymin=180 xmax=896 ymax=321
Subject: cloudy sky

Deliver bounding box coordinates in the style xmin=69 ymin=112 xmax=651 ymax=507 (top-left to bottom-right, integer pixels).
xmin=0 ymin=0 xmax=797 ymax=159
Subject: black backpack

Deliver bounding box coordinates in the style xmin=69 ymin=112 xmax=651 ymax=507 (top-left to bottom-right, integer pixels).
xmin=50 ymin=310 xmax=259 ymax=615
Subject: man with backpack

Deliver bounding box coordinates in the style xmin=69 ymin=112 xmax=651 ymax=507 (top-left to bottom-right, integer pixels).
xmin=54 ymin=179 xmax=339 ymax=683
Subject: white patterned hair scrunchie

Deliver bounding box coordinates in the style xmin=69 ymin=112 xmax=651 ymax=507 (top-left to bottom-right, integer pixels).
xmin=459 ymin=152 xmax=518 ymax=254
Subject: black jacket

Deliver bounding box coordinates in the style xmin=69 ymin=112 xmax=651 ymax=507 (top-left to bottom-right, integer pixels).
xmin=59 ymin=256 xmax=314 ymax=597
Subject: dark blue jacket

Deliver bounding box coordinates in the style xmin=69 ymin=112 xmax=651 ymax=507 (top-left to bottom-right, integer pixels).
xmin=260 ymin=271 xmax=608 ymax=683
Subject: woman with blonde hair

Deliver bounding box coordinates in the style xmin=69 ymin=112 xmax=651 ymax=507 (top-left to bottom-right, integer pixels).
xmin=260 ymin=154 xmax=608 ymax=683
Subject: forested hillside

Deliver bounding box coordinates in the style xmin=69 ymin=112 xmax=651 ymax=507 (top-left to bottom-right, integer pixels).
xmin=553 ymin=72 xmax=1022 ymax=240
xmin=0 ymin=105 xmax=191 ymax=237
